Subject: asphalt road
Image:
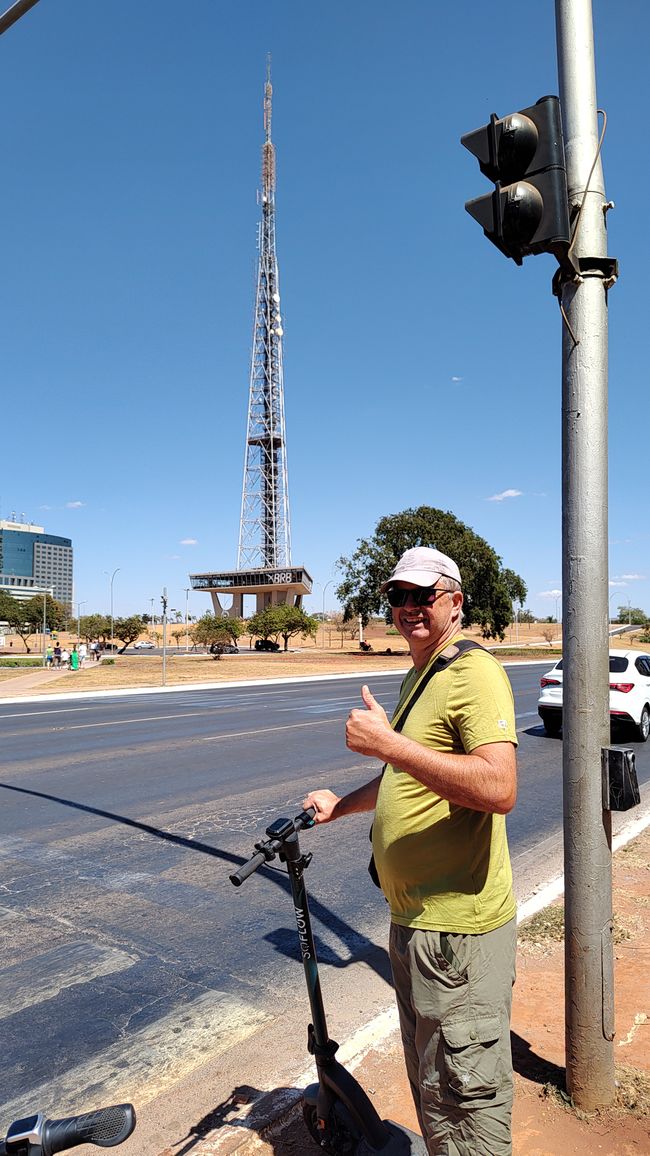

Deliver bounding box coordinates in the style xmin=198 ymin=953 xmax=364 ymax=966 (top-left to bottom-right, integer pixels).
xmin=1 ymin=666 xmax=648 ymax=1134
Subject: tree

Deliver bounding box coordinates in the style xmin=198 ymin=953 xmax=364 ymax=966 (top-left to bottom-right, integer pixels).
xmin=248 ymin=605 xmax=319 ymax=651
xmin=171 ymin=629 xmax=186 ymax=649
xmin=336 ymin=506 xmax=527 ymax=640
xmin=79 ymin=614 xmax=111 ymax=643
xmin=517 ymin=609 xmax=536 ymax=624
xmin=112 ymin=615 xmax=145 ymax=654
xmin=193 ymin=613 xmax=244 ymax=649
xmin=616 ymin=605 xmax=648 ymax=626
xmin=1 ymin=594 xmax=67 ymax=652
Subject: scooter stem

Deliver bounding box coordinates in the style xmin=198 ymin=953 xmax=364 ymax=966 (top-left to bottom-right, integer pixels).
xmin=281 ymin=831 xmax=331 ymax=1051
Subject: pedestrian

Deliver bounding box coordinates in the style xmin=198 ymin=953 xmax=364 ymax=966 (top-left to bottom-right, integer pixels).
xmin=70 ymin=645 xmax=79 ymax=672
xmin=79 ymin=642 xmax=87 ymax=667
xmin=303 ymin=546 xmax=518 ymax=1156
xmin=60 ymin=647 xmax=70 ymax=668
xmin=53 ymin=643 xmax=62 ymax=669
xmin=90 ymin=640 xmax=99 ymax=661
xmin=45 ymin=645 xmax=53 ymax=669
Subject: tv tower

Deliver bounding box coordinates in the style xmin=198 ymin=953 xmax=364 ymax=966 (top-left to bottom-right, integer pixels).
xmin=238 ymin=60 xmax=290 ymax=569
xmin=190 ymin=63 xmax=312 ymax=618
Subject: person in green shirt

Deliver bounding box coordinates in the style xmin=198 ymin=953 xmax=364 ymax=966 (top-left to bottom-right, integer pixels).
xmin=303 ymin=546 xmax=518 ymax=1156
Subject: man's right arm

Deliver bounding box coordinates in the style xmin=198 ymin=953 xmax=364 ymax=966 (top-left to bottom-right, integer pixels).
xmin=302 ymin=775 xmax=382 ymax=824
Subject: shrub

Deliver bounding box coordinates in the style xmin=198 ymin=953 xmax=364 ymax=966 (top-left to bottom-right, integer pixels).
xmin=0 ymin=657 xmax=42 ymax=667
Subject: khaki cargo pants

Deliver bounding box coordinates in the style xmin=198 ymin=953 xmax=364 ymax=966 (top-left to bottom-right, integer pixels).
xmin=389 ymin=917 xmax=517 ymax=1156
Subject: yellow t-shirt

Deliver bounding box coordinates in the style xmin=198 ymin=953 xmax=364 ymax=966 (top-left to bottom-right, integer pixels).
xmin=372 ymin=636 xmax=518 ymax=933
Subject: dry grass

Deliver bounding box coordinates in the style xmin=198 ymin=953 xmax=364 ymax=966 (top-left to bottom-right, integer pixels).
xmin=542 ymin=1064 xmax=650 ymax=1121
xmin=27 ymin=648 xmax=412 ymax=694
xmin=518 ymin=904 xmax=642 ymax=954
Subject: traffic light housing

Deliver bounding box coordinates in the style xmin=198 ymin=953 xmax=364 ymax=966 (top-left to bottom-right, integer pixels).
xmin=461 ymin=95 xmax=570 ymax=265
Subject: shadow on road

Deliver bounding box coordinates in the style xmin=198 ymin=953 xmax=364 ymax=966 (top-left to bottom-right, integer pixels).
xmin=0 ymin=781 xmax=392 ymax=981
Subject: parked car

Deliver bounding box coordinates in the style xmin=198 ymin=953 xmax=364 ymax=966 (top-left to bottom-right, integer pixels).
xmin=254 ymin=638 xmax=280 ymax=652
xmin=538 ymin=648 xmax=650 ymax=741
xmin=210 ymin=642 xmax=239 ymax=655
xmin=134 ymin=640 xmax=155 ymax=649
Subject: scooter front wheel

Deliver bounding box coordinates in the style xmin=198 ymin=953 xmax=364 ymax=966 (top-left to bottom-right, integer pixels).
xmin=302 ymin=1100 xmax=359 ymax=1154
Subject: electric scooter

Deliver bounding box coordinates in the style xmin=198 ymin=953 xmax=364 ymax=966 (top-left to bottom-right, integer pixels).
xmin=230 ymin=808 xmax=427 ymax=1155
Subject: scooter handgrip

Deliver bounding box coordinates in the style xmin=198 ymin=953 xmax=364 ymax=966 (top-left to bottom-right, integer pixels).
xmin=42 ymin=1104 xmax=135 ymax=1152
xmin=230 ymin=851 xmax=267 ymax=886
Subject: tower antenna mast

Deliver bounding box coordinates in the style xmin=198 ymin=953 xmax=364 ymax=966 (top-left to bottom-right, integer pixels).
xmin=238 ymin=57 xmax=291 ymax=569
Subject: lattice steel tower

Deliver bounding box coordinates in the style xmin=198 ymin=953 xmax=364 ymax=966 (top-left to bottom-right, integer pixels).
xmin=237 ymin=63 xmax=291 ymax=570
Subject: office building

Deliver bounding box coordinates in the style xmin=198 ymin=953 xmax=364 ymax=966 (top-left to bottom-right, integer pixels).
xmin=0 ymin=517 xmax=73 ymax=605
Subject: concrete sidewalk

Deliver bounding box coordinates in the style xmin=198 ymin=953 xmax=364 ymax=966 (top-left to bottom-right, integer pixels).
xmin=155 ymin=822 xmax=650 ymax=1156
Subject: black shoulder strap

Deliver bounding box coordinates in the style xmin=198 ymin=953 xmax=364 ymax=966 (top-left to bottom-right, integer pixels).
xmin=392 ymin=639 xmax=485 ymax=734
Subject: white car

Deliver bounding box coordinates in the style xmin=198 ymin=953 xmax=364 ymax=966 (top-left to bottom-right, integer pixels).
xmin=134 ymin=640 xmax=155 ymax=649
xmin=538 ymin=648 xmax=650 ymax=741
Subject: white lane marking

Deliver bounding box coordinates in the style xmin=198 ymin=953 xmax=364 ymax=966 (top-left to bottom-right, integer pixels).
xmin=0 ymin=941 xmax=136 ymax=1018
xmin=199 ymin=718 xmax=339 ymax=742
xmin=0 ymin=667 xmax=406 ymax=707
xmin=0 ymin=990 xmax=271 ymax=1121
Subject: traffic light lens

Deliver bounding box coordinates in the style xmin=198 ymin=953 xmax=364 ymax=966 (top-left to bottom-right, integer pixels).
xmin=499 ymin=114 xmax=538 ymax=183
xmin=503 ymin=182 xmax=544 ymax=246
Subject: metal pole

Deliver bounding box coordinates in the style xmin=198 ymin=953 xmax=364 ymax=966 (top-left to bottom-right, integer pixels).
xmin=0 ymin=0 xmax=40 ymax=37
xmin=107 ymin=568 xmax=120 ymax=651
xmin=555 ymin=0 xmax=614 ymax=1109
xmin=321 ymin=580 xmax=333 ymax=648
xmin=161 ymin=587 xmax=168 ymax=686
xmin=184 ymin=587 xmax=190 ymax=652
xmin=42 ymin=592 xmax=46 ymax=667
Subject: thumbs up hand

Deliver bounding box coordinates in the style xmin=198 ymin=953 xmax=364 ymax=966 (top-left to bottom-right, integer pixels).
xmin=346 ymin=685 xmax=392 ymax=758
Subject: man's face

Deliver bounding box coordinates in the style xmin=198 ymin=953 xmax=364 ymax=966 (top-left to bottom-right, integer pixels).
xmin=390 ymin=581 xmax=462 ymax=648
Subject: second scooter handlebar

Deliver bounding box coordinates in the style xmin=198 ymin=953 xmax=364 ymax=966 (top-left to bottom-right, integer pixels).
xmin=229 ymin=808 xmax=316 ymax=887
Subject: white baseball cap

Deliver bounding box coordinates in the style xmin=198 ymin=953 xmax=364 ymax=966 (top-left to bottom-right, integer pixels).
xmin=380 ymin=547 xmax=462 ymax=592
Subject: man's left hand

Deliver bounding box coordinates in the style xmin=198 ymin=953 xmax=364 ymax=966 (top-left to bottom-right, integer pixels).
xmin=346 ymin=685 xmax=393 ymax=758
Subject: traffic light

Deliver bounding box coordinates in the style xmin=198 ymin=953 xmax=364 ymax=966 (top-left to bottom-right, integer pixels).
xmin=461 ymin=95 xmax=570 ymax=265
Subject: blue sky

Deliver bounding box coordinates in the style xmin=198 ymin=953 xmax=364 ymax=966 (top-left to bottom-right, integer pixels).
xmin=1 ymin=1 xmax=647 ymax=623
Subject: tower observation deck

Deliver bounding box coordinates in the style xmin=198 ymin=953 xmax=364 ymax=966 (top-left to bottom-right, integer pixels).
xmin=190 ymin=65 xmax=312 ymax=618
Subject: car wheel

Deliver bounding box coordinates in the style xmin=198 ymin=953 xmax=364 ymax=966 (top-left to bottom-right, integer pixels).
xmin=634 ymin=704 xmax=650 ymax=743
xmin=540 ymin=712 xmax=562 ymax=737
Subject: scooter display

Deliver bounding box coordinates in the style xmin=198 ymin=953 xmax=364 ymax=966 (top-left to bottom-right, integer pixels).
xmin=230 ymin=809 xmax=426 ymax=1154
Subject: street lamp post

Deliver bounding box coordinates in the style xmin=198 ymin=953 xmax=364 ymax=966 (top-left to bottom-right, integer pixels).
xmin=104 ymin=568 xmax=120 ymax=651
xmin=161 ymin=587 xmax=168 ymax=686
xmin=321 ymin=580 xmax=333 ymax=649
xmin=42 ymin=592 xmax=47 ymax=667
xmin=76 ymin=601 xmax=87 ymax=645
xmin=184 ymin=587 xmax=190 ymax=652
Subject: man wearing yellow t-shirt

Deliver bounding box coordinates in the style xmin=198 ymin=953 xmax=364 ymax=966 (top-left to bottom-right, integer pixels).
xmin=303 ymin=546 xmax=518 ymax=1156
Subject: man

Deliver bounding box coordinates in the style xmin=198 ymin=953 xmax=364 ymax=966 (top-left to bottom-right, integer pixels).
xmin=303 ymin=546 xmax=518 ymax=1156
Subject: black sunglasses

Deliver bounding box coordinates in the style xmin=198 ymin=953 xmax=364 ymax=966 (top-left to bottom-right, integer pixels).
xmin=385 ymin=585 xmax=451 ymax=608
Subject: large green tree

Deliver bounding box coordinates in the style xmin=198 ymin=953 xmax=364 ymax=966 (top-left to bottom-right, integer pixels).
xmin=193 ymin=613 xmax=244 ymax=649
xmin=247 ymin=605 xmax=319 ymax=651
xmin=113 ymin=615 xmax=145 ymax=653
xmin=79 ymin=614 xmax=111 ymax=643
xmin=336 ymin=506 xmax=527 ymax=640
xmin=0 ymin=594 xmax=67 ymax=652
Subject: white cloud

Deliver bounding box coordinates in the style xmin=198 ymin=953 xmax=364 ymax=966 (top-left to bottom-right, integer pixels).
xmin=487 ymin=489 xmax=523 ymax=502
xmin=539 ymin=589 xmax=562 ymax=598
xmin=66 ymin=500 xmax=85 ymax=508
xmin=451 ymin=375 xmax=463 ymax=383
xmin=618 ymin=573 xmax=646 ymax=581
xmin=608 ymin=580 xmax=628 ymax=588
xmin=180 ymin=537 xmax=198 ymax=546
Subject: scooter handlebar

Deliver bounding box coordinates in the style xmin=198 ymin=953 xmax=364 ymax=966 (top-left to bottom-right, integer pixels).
xmin=1 ymin=1104 xmax=136 ymax=1155
xmin=229 ymin=808 xmax=316 ymax=887
xmin=43 ymin=1104 xmax=136 ymax=1152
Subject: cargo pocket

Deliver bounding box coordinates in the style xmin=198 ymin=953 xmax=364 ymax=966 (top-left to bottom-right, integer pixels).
xmin=438 ymin=1016 xmax=503 ymax=1102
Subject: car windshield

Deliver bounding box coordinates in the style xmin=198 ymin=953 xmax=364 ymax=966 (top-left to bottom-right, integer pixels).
xmin=553 ymin=656 xmax=629 ymax=673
